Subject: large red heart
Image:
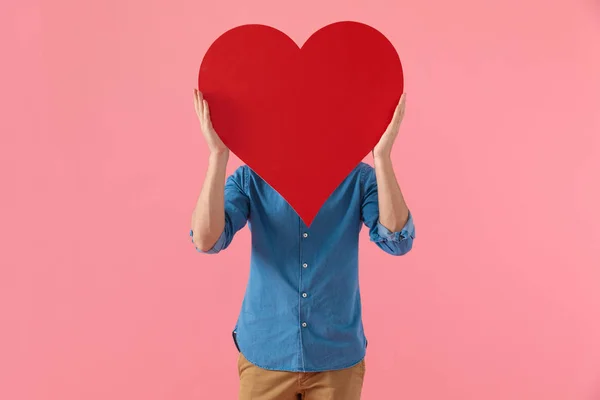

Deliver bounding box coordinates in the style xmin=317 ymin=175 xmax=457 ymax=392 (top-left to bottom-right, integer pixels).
xmin=199 ymin=21 xmax=403 ymax=226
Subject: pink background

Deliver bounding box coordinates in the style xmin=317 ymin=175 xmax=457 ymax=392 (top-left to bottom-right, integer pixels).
xmin=2 ymin=0 xmax=600 ymax=399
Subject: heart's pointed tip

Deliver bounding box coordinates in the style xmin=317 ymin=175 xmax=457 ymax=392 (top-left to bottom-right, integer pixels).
xmin=298 ymin=214 xmax=313 ymax=227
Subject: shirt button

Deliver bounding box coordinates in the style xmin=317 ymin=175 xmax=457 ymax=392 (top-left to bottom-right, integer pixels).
xmin=302 ymin=292 xmax=307 ymax=298
xmin=302 ymin=263 xmax=308 ymax=268
xmin=302 ymin=322 xmax=307 ymax=328
xmin=303 ymin=233 xmax=308 ymax=238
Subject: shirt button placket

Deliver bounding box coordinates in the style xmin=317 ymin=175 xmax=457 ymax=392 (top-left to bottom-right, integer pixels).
xmin=301 ymin=231 xmax=309 ymax=332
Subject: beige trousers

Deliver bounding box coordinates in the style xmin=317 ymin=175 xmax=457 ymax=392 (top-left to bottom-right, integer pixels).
xmin=237 ymin=352 xmax=365 ymax=400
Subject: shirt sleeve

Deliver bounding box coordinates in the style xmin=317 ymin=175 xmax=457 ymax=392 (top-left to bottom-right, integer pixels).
xmin=190 ymin=165 xmax=250 ymax=254
xmin=360 ymin=163 xmax=415 ymax=256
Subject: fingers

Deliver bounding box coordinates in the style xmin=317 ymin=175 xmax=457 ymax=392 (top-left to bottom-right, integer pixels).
xmin=399 ymin=93 xmax=406 ymax=116
xmin=193 ymin=89 xmax=204 ymax=118
xmin=197 ymin=90 xmax=204 ymax=116
xmin=399 ymin=92 xmax=406 ymax=106
xmin=203 ymin=99 xmax=213 ymax=128
xmin=392 ymin=101 xmax=401 ymax=121
xmin=389 ymin=105 xmax=401 ymax=129
xmin=389 ymin=93 xmax=406 ymax=128
xmin=193 ymin=88 xmax=214 ymax=132
xmin=395 ymin=93 xmax=406 ymax=116
xmin=203 ymin=99 xmax=210 ymax=118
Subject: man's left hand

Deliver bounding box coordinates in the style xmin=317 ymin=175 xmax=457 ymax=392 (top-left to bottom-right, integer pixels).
xmin=373 ymin=93 xmax=406 ymax=159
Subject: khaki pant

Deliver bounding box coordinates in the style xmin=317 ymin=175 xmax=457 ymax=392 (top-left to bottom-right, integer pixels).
xmin=237 ymin=352 xmax=365 ymax=400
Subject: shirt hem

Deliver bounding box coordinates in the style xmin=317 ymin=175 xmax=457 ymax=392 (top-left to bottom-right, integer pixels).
xmin=238 ymin=348 xmax=367 ymax=373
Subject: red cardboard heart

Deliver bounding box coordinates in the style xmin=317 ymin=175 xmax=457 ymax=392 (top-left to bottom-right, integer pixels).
xmin=199 ymin=21 xmax=403 ymax=226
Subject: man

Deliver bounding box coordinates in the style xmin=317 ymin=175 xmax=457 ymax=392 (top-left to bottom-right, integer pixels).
xmin=190 ymin=89 xmax=415 ymax=400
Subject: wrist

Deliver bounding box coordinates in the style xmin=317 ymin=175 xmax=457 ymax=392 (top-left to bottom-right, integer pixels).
xmin=208 ymin=150 xmax=229 ymax=165
xmin=373 ymin=152 xmax=392 ymax=165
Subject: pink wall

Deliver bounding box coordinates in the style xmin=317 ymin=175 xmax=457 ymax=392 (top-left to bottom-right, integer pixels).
xmin=2 ymin=0 xmax=599 ymax=399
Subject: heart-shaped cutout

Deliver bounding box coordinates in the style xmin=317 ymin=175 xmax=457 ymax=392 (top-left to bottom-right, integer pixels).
xmin=199 ymin=21 xmax=403 ymax=226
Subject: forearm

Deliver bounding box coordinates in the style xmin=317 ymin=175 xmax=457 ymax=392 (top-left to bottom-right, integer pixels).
xmin=191 ymin=151 xmax=229 ymax=251
xmin=373 ymin=155 xmax=409 ymax=232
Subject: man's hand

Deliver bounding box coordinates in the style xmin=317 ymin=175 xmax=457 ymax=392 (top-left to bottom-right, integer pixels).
xmin=191 ymin=89 xmax=230 ymax=252
xmin=194 ymin=89 xmax=229 ymax=155
xmin=373 ymin=93 xmax=406 ymax=159
xmin=370 ymin=93 xmax=409 ymax=233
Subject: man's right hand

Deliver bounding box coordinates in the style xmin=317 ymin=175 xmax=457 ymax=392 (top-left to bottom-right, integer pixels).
xmin=191 ymin=89 xmax=230 ymax=252
xmin=194 ymin=89 xmax=228 ymax=155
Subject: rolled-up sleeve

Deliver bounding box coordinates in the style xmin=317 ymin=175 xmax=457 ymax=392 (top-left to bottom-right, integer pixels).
xmin=360 ymin=163 xmax=415 ymax=256
xmin=190 ymin=165 xmax=250 ymax=254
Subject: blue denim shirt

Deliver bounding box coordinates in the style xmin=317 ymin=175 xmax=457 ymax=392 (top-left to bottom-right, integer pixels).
xmin=190 ymin=162 xmax=415 ymax=372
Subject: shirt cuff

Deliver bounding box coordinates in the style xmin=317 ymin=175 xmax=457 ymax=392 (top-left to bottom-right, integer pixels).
xmin=189 ymin=229 xmax=226 ymax=254
xmin=372 ymin=211 xmax=415 ymax=242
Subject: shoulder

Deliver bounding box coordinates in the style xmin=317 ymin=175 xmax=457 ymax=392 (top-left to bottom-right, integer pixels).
xmin=229 ymin=165 xmax=267 ymax=193
xmin=228 ymin=165 xmax=248 ymax=180
xmin=226 ymin=165 xmax=251 ymax=193
xmin=356 ymin=162 xmax=375 ymax=184
xmin=357 ymin=161 xmax=373 ymax=173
